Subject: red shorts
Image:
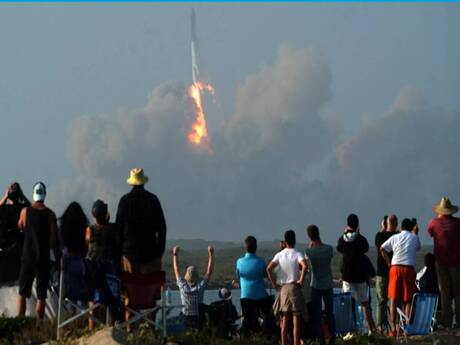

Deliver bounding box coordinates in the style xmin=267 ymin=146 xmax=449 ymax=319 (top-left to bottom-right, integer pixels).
xmin=388 ymin=265 xmax=416 ymax=303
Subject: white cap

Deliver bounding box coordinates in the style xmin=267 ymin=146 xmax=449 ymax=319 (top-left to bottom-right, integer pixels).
xmin=32 ymin=182 xmax=46 ymax=202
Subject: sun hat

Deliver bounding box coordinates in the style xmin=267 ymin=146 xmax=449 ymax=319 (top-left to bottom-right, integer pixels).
xmin=218 ymin=287 xmax=232 ymax=300
xmin=32 ymin=182 xmax=46 ymax=202
xmin=433 ymin=197 xmax=459 ymax=215
xmin=126 ymin=168 xmax=149 ymax=186
xmin=92 ymin=200 xmax=108 ymax=218
xmin=184 ymin=266 xmax=199 ymax=286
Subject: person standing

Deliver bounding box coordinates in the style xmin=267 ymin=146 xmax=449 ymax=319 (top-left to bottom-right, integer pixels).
xmin=380 ymin=218 xmax=420 ymax=337
xmin=236 ymin=235 xmax=271 ymax=335
xmin=337 ymin=214 xmax=375 ymax=334
xmin=173 ymin=245 xmax=214 ymax=328
xmin=427 ymin=197 xmax=460 ymax=328
xmin=116 ymin=168 xmax=167 ymax=273
xmin=16 ymin=182 xmax=57 ymax=318
xmin=267 ymin=230 xmax=308 ymax=345
xmin=374 ymin=214 xmax=398 ymax=333
xmin=305 ymin=225 xmax=336 ymax=345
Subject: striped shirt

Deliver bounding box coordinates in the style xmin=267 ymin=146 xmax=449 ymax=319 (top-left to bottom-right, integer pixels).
xmin=177 ymin=277 xmax=208 ymax=316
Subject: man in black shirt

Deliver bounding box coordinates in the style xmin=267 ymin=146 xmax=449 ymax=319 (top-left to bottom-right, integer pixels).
xmin=374 ymin=214 xmax=398 ymax=333
xmin=116 ymin=168 xmax=167 ymax=273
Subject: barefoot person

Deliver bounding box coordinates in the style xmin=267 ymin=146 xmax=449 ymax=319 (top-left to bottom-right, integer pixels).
xmin=173 ymin=245 xmax=214 ymax=328
xmin=380 ymin=218 xmax=420 ymax=337
xmin=267 ymin=230 xmax=308 ymax=345
xmin=16 ymin=182 xmax=57 ymax=319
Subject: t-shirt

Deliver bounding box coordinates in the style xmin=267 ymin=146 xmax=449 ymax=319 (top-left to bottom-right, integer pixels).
xmin=381 ymin=230 xmax=420 ymax=266
xmin=305 ymin=244 xmax=333 ymax=290
xmin=236 ymin=253 xmax=268 ymax=300
xmin=271 ymin=248 xmax=305 ymax=284
xmin=427 ymin=216 xmax=460 ymax=267
xmin=375 ymin=231 xmax=397 ymax=277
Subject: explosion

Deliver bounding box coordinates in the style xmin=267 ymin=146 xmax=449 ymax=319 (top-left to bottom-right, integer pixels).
xmin=187 ymin=81 xmax=214 ymax=151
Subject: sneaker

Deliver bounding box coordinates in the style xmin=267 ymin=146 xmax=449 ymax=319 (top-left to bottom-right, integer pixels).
xmin=388 ymin=330 xmax=397 ymax=337
xmin=343 ymin=333 xmax=354 ymax=341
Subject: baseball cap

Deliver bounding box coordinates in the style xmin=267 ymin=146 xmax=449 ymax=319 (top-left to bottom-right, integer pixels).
xmin=32 ymin=182 xmax=46 ymax=202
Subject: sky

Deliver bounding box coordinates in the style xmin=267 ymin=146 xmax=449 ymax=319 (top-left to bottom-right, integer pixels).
xmin=0 ymin=4 xmax=459 ymax=244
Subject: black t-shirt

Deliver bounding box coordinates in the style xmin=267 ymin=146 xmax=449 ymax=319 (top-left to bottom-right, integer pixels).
xmin=375 ymin=231 xmax=397 ymax=277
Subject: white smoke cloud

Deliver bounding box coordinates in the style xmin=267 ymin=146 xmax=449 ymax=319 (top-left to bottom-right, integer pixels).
xmin=51 ymin=44 xmax=339 ymax=240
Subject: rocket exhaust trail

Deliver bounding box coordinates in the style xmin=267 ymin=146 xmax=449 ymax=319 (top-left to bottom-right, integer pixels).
xmin=191 ymin=8 xmax=199 ymax=84
xmin=187 ymin=8 xmax=214 ymax=152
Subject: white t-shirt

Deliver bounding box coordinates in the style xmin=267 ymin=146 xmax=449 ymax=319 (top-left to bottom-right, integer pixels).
xmin=272 ymin=248 xmax=305 ymax=284
xmin=381 ymin=230 xmax=421 ymax=266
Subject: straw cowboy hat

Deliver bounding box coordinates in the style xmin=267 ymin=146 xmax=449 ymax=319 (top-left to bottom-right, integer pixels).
xmin=433 ymin=197 xmax=459 ymax=215
xmin=126 ymin=168 xmax=149 ymax=186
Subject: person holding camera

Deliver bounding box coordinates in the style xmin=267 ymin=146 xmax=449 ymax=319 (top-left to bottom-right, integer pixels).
xmin=380 ymin=218 xmax=420 ymax=337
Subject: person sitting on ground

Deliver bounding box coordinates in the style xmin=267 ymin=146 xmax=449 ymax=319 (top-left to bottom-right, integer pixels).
xmin=16 ymin=182 xmax=58 ymax=319
xmin=416 ymin=253 xmax=439 ymax=294
xmin=116 ymin=168 xmax=166 ymax=274
xmin=305 ymin=225 xmax=336 ymax=345
xmin=59 ymin=201 xmax=89 ymax=257
xmin=337 ymin=213 xmax=375 ymax=334
xmin=207 ymin=288 xmax=239 ymax=338
xmin=173 ymin=245 xmax=214 ymax=328
xmin=380 ymin=218 xmax=421 ymax=337
xmin=427 ymin=197 xmax=460 ymax=329
xmin=374 ymin=214 xmax=398 ymax=333
xmin=267 ymin=230 xmax=308 ymax=345
xmin=236 ymin=235 xmax=272 ymax=335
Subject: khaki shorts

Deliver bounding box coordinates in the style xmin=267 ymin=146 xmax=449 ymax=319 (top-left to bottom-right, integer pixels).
xmin=121 ymin=256 xmax=162 ymax=274
xmin=277 ymin=283 xmax=307 ymax=318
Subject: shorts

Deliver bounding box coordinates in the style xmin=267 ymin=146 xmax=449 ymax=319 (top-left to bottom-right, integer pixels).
xmin=388 ymin=265 xmax=416 ymax=303
xmin=121 ymin=256 xmax=161 ymax=274
xmin=18 ymin=262 xmax=49 ymax=299
xmin=278 ymin=283 xmax=307 ymax=318
xmin=342 ymin=281 xmax=369 ymax=303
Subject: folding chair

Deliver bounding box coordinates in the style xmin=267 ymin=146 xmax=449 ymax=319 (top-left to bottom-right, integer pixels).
xmin=56 ymin=255 xmax=105 ymax=339
xmin=333 ymin=292 xmax=356 ymax=336
xmin=118 ymin=271 xmax=184 ymax=337
xmin=397 ymin=293 xmax=438 ymax=344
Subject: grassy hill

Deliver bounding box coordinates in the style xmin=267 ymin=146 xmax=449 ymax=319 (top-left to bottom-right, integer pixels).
xmin=164 ymin=239 xmax=433 ymax=286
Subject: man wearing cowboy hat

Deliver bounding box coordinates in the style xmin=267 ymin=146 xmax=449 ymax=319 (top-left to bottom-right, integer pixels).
xmin=428 ymin=197 xmax=460 ymax=328
xmin=115 ymin=168 xmax=167 ymax=273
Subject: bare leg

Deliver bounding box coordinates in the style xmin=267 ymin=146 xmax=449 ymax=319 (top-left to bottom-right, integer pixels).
xmin=404 ymin=302 xmax=411 ymax=321
xmin=17 ymin=295 xmax=26 ymax=316
xmin=389 ymin=299 xmax=397 ymax=332
xmin=281 ymin=314 xmax=289 ymax=345
xmin=35 ymin=299 xmax=46 ymax=319
xmin=362 ymin=301 xmax=375 ymax=332
xmin=293 ymin=313 xmax=301 ymax=345
xmin=88 ymin=301 xmax=95 ymax=330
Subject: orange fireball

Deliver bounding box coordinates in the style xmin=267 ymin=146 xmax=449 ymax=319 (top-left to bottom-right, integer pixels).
xmin=188 ymin=81 xmax=214 ymax=151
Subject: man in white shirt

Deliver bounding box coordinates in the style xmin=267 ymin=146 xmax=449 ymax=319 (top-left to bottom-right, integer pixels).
xmin=380 ymin=218 xmax=421 ymax=337
xmin=267 ymin=230 xmax=308 ymax=345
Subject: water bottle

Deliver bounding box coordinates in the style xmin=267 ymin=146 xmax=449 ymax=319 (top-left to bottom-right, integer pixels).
xmin=165 ymin=286 xmax=172 ymax=305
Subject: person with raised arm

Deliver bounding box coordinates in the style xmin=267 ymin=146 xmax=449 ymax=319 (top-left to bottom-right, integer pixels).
xmin=173 ymin=245 xmax=214 ymax=329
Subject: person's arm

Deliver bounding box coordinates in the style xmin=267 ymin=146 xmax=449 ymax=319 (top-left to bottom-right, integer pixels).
xmin=114 ymin=199 xmax=124 ymax=263
xmin=361 ymin=236 xmax=369 ymax=253
xmin=49 ymin=211 xmax=58 ymax=250
xmin=336 ymin=237 xmax=345 ymax=253
xmin=380 ymin=247 xmax=391 ymax=267
xmin=204 ymin=246 xmax=214 ymax=280
xmin=85 ymin=226 xmax=91 ymax=245
xmin=17 ymin=207 xmax=27 ymax=230
xmin=172 ymin=246 xmax=181 ymax=281
xmin=0 ymin=187 xmax=9 ymax=206
xmin=155 ymin=197 xmax=167 ymax=257
xmin=297 ymin=258 xmax=308 ymax=286
xmin=427 ymin=219 xmax=434 ymax=237
xmin=267 ymin=261 xmax=281 ymax=290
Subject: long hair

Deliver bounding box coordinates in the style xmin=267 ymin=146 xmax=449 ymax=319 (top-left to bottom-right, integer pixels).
xmin=60 ymin=201 xmax=88 ymax=255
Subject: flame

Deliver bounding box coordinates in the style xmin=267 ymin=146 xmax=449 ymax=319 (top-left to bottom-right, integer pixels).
xmin=188 ymin=81 xmax=214 ymax=151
